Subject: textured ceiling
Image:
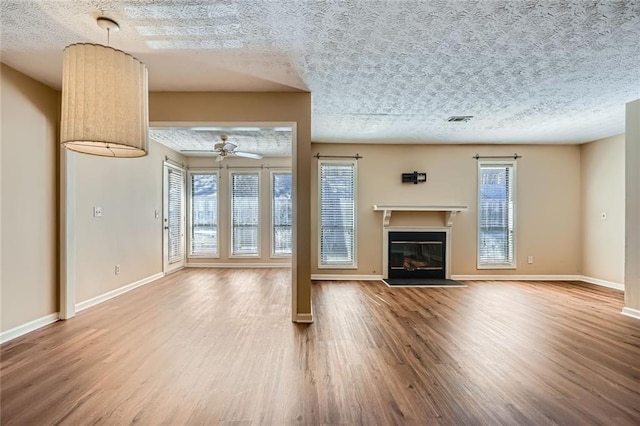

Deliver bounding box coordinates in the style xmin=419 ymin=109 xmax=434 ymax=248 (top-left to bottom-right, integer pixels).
xmin=149 ymin=127 xmax=292 ymax=156
xmin=1 ymin=0 xmax=639 ymax=144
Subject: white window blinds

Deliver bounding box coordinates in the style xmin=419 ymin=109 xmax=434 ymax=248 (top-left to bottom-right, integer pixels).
xmin=478 ymin=162 xmax=515 ymax=267
xmin=190 ymin=173 xmax=218 ymax=256
xmin=272 ymin=172 xmax=292 ymax=256
xmin=168 ymin=167 xmax=184 ymax=264
xmin=231 ymin=172 xmax=260 ymax=256
xmin=319 ymin=161 xmax=356 ymax=267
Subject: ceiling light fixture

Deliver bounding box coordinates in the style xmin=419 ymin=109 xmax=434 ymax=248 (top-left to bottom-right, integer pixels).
xmin=60 ymin=17 xmax=149 ymax=157
xmin=180 ymin=134 xmax=263 ymax=161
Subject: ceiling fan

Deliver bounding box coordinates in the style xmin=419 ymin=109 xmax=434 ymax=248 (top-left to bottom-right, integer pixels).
xmin=181 ymin=135 xmax=263 ymax=162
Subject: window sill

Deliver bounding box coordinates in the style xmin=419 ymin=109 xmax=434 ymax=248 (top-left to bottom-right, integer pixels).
xmin=477 ymin=265 xmax=517 ymax=270
xmin=318 ymin=265 xmax=358 ymax=270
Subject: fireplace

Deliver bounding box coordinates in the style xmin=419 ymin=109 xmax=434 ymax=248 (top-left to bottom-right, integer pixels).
xmin=387 ymin=231 xmax=447 ymax=279
xmin=376 ymin=207 xmax=463 ymax=281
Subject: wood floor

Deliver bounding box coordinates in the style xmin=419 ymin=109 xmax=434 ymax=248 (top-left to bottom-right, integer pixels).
xmin=1 ymin=269 xmax=639 ymax=425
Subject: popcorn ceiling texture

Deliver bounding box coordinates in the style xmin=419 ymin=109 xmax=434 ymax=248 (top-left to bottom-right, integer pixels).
xmin=1 ymin=0 xmax=639 ymax=144
xmin=149 ymin=128 xmax=292 ymax=157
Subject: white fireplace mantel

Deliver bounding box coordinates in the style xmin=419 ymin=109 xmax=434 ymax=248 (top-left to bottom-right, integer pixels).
xmin=373 ymin=205 xmax=468 ymax=227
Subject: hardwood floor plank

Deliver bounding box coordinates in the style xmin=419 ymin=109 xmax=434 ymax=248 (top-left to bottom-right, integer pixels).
xmin=1 ymin=269 xmax=639 ymax=425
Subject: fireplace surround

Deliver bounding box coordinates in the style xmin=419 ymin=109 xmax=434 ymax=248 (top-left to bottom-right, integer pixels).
xmin=374 ymin=205 xmax=466 ymax=281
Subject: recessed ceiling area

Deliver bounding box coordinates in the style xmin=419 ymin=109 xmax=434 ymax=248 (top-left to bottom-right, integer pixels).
xmin=149 ymin=127 xmax=292 ymax=157
xmin=1 ymin=1 xmax=639 ymax=144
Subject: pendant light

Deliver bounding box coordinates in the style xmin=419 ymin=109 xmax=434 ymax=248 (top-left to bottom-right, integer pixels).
xmin=60 ymin=17 xmax=148 ymax=157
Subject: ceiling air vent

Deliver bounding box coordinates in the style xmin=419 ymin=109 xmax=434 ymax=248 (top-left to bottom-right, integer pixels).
xmin=447 ymin=116 xmax=473 ymax=122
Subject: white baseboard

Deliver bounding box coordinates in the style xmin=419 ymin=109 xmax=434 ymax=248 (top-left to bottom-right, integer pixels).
xmin=75 ymin=272 xmax=165 ymax=313
xmin=186 ymin=263 xmax=291 ymax=268
xmin=1 ymin=313 xmax=59 ymax=344
xmin=311 ymin=274 xmax=383 ymax=281
xmin=579 ymin=276 xmax=624 ymax=291
xmin=451 ymin=274 xmax=581 ymax=281
xmin=294 ymin=312 xmax=313 ymax=323
xmin=622 ymin=307 xmax=640 ymax=320
xmin=451 ymin=274 xmax=624 ymax=291
xmin=310 ymin=274 xmax=624 ymax=292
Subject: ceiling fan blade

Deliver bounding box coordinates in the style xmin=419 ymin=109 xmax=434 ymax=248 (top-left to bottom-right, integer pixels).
xmin=180 ymin=150 xmax=221 ymax=156
xmin=234 ymin=151 xmax=263 ymax=159
xmin=190 ymin=127 xmax=224 ymax=131
xmin=223 ymin=142 xmax=237 ymax=152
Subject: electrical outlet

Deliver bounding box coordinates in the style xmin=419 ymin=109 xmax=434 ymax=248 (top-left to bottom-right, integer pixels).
xmin=527 ymin=256 xmax=534 ymax=264
xmin=115 ymin=265 xmax=121 ymax=275
xmin=93 ymin=206 xmax=102 ymax=217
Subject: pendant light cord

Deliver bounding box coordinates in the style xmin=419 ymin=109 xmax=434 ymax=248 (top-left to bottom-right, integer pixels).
xmin=97 ymin=17 xmax=119 ymax=47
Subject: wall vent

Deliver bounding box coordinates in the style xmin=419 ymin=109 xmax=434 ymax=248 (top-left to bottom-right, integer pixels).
xmin=447 ymin=116 xmax=473 ymax=122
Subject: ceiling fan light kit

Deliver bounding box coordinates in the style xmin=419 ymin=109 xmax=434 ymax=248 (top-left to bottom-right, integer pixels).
xmin=60 ymin=17 xmax=149 ymax=158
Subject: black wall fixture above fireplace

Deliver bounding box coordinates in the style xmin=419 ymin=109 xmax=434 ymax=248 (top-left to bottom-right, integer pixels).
xmin=388 ymin=231 xmax=446 ymax=279
xmin=402 ymin=171 xmax=427 ymax=184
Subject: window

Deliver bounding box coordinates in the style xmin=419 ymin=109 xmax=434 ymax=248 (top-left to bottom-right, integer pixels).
xmin=189 ymin=172 xmax=218 ymax=256
xmin=231 ymin=171 xmax=260 ymax=256
xmin=319 ymin=161 xmax=356 ymax=268
xmin=478 ymin=162 xmax=515 ymax=268
xmin=272 ymin=172 xmax=292 ymax=256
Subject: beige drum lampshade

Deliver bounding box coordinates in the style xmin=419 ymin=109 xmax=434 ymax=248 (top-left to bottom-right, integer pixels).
xmin=60 ymin=43 xmax=148 ymax=157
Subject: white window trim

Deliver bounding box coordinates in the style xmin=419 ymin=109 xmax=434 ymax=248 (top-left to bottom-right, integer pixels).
xmin=477 ymin=160 xmax=517 ymax=269
xmin=317 ymin=159 xmax=358 ymax=269
xmin=229 ymin=169 xmax=261 ymax=258
xmin=270 ymin=170 xmax=293 ymax=258
xmin=187 ymin=169 xmax=220 ymax=259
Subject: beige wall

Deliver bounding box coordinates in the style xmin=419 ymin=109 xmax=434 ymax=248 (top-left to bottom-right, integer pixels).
xmin=1 ymin=64 xmax=59 ymax=331
xmin=185 ymin=156 xmax=291 ymax=265
xmin=580 ymin=135 xmax=625 ymax=284
xmin=2 ymin=61 xmax=634 ymax=333
xmin=74 ymin=140 xmax=184 ymax=303
xmin=149 ymin=92 xmax=312 ymax=319
xmin=626 ymin=100 xmax=640 ymax=311
xmin=311 ymin=143 xmax=582 ymax=276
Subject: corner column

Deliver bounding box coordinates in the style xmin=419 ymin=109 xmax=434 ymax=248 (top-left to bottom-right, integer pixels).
xmin=624 ymin=99 xmax=640 ymax=320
